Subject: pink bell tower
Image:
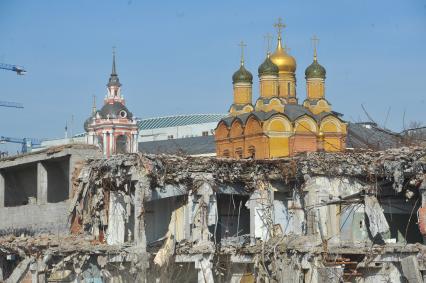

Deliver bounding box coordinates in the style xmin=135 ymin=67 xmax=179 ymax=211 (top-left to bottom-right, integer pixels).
xmin=85 ymin=49 xmax=139 ymax=157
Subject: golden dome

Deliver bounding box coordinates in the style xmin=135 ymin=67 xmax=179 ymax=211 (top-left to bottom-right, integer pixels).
xmin=270 ymin=36 xmax=296 ymax=73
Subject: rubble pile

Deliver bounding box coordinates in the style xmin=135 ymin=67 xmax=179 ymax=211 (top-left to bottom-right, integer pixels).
xmin=1 ymin=146 xmax=426 ymax=282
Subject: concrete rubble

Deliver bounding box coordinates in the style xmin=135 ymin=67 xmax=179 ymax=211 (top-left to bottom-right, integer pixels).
xmin=0 ymin=146 xmax=426 ymax=282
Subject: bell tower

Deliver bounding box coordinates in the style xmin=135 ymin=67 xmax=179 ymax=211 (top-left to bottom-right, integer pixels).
xmin=85 ymin=48 xmax=139 ymax=157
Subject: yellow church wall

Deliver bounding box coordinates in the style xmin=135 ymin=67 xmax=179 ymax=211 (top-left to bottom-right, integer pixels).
xmin=231 ymin=138 xmax=245 ymax=159
xmin=263 ymin=98 xmax=285 ymax=112
xmin=324 ymin=136 xmax=343 ymax=152
xmin=243 ymin=105 xmax=254 ymax=113
xmin=265 ymin=116 xmax=292 ymax=132
xmin=216 ymin=141 xmax=233 ymax=158
xmin=277 ymin=73 xmax=296 ymax=99
xmin=269 ymin=136 xmax=290 ymax=158
xmin=294 ymin=116 xmax=318 ymax=133
xmin=230 ymin=120 xmax=244 ymax=138
xmin=290 ymin=134 xmax=317 ymax=155
xmin=234 ymin=85 xmax=252 ymax=104
xmin=245 ymin=116 xmax=262 ymax=135
xmin=320 ymin=116 xmax=347 ymax=134
xmin=215 ymin=122 xmax=230 ymax=140
xmin=245 ymin=135 xmax=269 ymax=159
xmin=306 ymin=80 xmax=324 ymax=99
xmin=263 ymin=116 xmax=292 ymax=158
xmin=260 ymin=78 xmax=278 ymax=98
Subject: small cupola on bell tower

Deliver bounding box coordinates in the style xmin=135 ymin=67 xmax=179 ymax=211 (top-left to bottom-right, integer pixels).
xmin=106 ymin=47 xmax=123 ymax=103
xmin=303 ymin=35 xmax=330 ymax=114
xmin=229 ymin=41 xmax=254 ymax=116
xmin=258 ymin=53 xmax=279 ymax=99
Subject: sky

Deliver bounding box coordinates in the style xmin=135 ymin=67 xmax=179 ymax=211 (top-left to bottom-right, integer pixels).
xmin=0 ymin=0 xmax=425 ymax=151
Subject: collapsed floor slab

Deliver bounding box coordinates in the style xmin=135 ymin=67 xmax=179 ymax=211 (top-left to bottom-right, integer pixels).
xmin=1 ymin=146 xmax=425 ymax=282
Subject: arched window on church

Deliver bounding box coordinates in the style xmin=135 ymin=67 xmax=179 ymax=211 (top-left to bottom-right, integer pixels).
xmin=248 ymin=146 xmax=256 ymax=159
xmin=235 ymin=147 xmax=243 ymax=159
xmin=223 ymin=149 xmax=230 ymax=158
xmin=116 ymin=135 xmax=127 ymax=154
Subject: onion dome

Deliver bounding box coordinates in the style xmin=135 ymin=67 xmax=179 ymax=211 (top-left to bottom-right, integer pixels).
xmin=270 ymin=36 xmax=296 ymax=73
xmin=232 ymin=64 xmax=253 ymax=84
xmin=305 ymin=47 xmax=326 ymax=79
xmin=84 ymin=116 xmax=93 ymax=132
xmin=258 ymin=55 xmax=279 ymax=77
xmin=305 ymin=59 xmax=326 ymax=79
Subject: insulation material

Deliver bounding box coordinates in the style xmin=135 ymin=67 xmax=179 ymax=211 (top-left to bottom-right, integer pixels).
xmin=154 ymin=205 xmax=185 ymax=267
xmin=365 ymin=195 xmax=390 ymax=238
xmin=106 ymin=191 xmax=127 ymax=245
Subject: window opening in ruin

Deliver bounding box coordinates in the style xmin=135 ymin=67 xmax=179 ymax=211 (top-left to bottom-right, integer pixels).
xmin=116 ymin=135 xmax=127 ymax=154
xmin=145 ymin=196 xmax=185 ymax=244
xmin=4 ymin=164 xmax=37 ymax=207
xmin=381 ymin=197 xmax=422 ymax=244
xmin=215 ymin=194 xmax=250 ymax=243
xmin=46 ymin=157 xmax=70 ymax=203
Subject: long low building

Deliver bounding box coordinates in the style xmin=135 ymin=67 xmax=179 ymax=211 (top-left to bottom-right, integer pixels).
xmin=32 ymin=113 xmax=402 ymax=157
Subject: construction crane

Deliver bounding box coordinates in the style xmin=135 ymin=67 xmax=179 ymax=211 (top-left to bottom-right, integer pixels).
xmin=0 ymin=62 xmax=26 ymax=108
xmin=0 ymin=101 xmax=23 ymax=108
xmin=0 ymin=63 xmax=26 ymax=75
xmin=0 ymin=136 xmax=41 ymax=153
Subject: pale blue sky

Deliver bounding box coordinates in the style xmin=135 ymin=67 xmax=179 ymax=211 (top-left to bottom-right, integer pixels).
xmin=0 ymin=0 xmax=425 ymax=148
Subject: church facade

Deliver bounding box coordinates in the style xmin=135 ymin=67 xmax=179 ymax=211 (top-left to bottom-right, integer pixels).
xmin=84 ymin=51 xmax=139 ymax=158
xmin=215 ymin=19 xmax=347 ymax=159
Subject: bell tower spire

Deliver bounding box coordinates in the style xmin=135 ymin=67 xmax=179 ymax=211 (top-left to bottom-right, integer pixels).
xmin=112 ymin=47 xmax=117 ymax=75
xmin=107 ymin=47 xmax=123 ymax=102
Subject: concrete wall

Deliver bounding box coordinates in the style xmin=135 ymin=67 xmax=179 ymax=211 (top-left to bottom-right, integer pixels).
xmin=0 ymin=146 xmax=100 ymax=235
xmin=0 ymin=201 xmax=69 ymax=235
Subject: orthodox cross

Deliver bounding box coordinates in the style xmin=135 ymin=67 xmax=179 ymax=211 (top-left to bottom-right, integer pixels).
xmin=311 ymin=35 xmax=319 ymax=60
xmin=274 ymin=17 xmax=286 ymax=36
xmin=264 ymin=33 xmax=273 ymax=54
xmin=238 ymin=40 xmax=247 ymax=65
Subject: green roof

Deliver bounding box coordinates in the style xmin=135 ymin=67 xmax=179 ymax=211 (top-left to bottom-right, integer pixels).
xmin=138 ymin=114 xmax=226 ymax=130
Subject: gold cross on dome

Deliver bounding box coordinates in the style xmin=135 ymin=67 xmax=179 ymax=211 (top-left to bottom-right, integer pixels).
xmin=264 ymin=33 xmax=273 ymax=54
xmin=274 ymin=17 xmax=286 ymax=35
xmin=311 ymin=35 xmax=319 ymax=60
xmin=238 ymin=40 xmax=247 ymax=65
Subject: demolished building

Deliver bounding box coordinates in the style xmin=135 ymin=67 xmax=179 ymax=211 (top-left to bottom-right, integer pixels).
xmin=0 ymin=145 xmax=426 ymax=282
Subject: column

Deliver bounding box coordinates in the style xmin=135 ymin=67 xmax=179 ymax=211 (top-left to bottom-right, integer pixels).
xmin=133 ymin=133 xmax=139 ymax=153
xmin=109 ymin=130 xmax=114 ymax=155
xmin=102 ymin=132 xmax=107 ymax=156
xmin=0 ymin=171 xmax=5 ymax=208
xmin=68 ymin=156 xmax=75 ymax=197
xmin=37 ymin=162 xmax=48 ymax=205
